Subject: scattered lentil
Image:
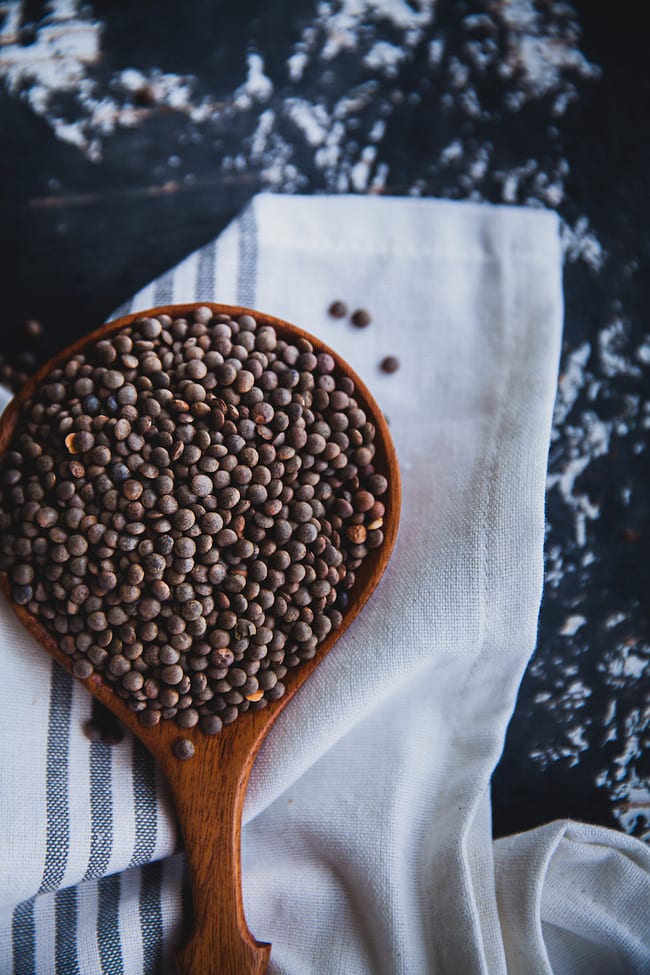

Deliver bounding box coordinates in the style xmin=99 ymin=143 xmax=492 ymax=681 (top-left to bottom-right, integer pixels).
xmin=23 ymin=319 xmax=43 ymax=339
xmin=380 ymin=356 xmax=400 ymax=374
xmin=351 ymin=309 xmax=371 ymax=328
xmin=328 ymin=300 xmax=348 ymax=319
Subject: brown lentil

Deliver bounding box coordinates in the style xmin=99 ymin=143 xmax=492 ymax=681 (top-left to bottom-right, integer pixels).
xmin=328 ymin=300 xmax=348 ymax=319
xmin=380 ymin=356 xmax=400 ymax=374
xmin=0 ymin=309 xmax=389 ymax=749
xmin=350 ymin=309 xmax=371 ymax=328
xmin=23 ymin=319 xmax=43 ymax=339
xmin=173 ymin=738 xmax=195 ymax=760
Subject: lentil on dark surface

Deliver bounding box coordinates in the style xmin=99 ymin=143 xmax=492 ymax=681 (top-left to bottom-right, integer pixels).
xmin=23 ymin=319 xmax=43 ymax=339
xmin=0 ymin=308 xmax=389 ymax=745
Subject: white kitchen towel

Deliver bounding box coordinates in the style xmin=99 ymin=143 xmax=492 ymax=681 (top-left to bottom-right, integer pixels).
xmin=494 ymin=820 xmax=649 ymax=974
xmin=0 ymin=194 xmax=647 ymax=974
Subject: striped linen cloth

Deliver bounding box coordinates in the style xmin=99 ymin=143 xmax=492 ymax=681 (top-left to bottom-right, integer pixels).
xmin=1 ymin=195 xmax=648 ymax=974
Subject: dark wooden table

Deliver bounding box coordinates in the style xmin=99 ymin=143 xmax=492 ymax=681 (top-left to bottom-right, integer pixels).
xmin=1 ymin=0 xmax=648 ymax=842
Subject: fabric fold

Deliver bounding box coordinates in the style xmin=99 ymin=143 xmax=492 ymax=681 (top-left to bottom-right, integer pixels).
xmin=494 ymin=820 xmax=650 ymax=975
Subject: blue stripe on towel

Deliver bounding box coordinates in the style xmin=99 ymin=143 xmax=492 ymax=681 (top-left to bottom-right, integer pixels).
xmin=153 ymin=270 xmax=175 ymax=307
xmin=11 ymin=897 xmax=35 ymax=975
xmin=140 ymin=861 xmax=164 ymax=975
xmin=196 ymin=238 xmax=217 ymax=301
xmin=83 ymin=740 xmax=113 ymax=881
xmin=55 ymin=886 xmax=80 ymax=974
xmin=40 ymin=662 xmax=72 ymax=892
xmin=181 ymin=855 xmax=192 ymax=934
xmin=130 ymin=737 xmax=157 ymax=867
xmin=98 ymin=873 xmax=124 ymax=975
xmin=237 ymin=203 xmax=258 ymax=308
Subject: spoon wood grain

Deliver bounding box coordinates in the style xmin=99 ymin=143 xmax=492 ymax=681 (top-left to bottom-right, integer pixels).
xmin=0 ymin=303 xmax=401 ymax=975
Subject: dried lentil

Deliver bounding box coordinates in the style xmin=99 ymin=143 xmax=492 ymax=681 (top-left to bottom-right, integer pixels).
xmin=328 ymin=301 xmax=348 ymax=319
xmin=173 ymin=738 xmax=195 ymax=760
xmin=0 ymin=309 xmax=390 ymax=748
xmin=380 ymin=356 xmax=400 ymax=374
xmin=350 ymin=309 xmax=371 ymax=328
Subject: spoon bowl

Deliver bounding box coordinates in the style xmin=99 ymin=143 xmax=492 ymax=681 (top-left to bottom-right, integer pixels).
xmin=0 ymin=303 xmax=400 ymax=975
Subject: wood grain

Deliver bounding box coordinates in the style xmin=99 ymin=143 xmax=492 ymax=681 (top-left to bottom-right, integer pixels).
xmin=0 ymin=303 xmax=401 ymax=975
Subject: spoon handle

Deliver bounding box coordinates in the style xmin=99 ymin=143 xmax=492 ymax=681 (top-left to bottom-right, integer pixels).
xmin=163 ymin=740 xmax=271 ymax=975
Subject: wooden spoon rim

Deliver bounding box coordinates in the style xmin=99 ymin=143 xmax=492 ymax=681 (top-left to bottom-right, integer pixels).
xmin=0 ymin=302 xmax=401 ymax=769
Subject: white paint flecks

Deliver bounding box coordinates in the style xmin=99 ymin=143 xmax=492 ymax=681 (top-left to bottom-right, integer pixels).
xmin=599 ymin=318 xmax=643 ymax=379
xmin=1 ymin=0 xmax=604 ymax=248
xmin=500 ymin=0 xmax=601 ymax=114
xmin=0 ymin=0 xmax=103 ymax=156
xmin=284 ymin=99 xmax=330 ymax=147
xmin=554 ymin=342 xmax=591 ymax=427
xmin=561 ymin=216 xmax=606 ymax=271
xmin=0 ymin=0 xmax=217 ymax=159
xmin=635 ymin=337 xmax=650 ymax=366
xmin=315 ymin=0 xmax=436 ymax=63
xmin=233 ymin=53 xmax=273 ymax=110
xmin=559 ymin=614 xmax=587 ymax=636
xmin=535 ymin=285 xmax=648 ymax=838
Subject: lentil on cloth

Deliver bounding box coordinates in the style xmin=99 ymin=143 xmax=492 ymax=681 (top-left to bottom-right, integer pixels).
xmin=0 ymin=308 xmax=388 ymax=740
xmin=350 ymin=309 xmax=372 ymax=329
xmin=327 ymin=301 xmax=348 ymax=319
xmin=380 ymin=356 xmax=400 ymax=374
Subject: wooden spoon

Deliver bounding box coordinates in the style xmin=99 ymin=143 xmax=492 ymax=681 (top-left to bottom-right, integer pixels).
xmin=0 ymin=303 xmax=401 ymax=975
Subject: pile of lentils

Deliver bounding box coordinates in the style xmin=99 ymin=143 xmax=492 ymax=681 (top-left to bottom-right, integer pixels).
xmin=0 ymin=308 xmax=388 ymax=738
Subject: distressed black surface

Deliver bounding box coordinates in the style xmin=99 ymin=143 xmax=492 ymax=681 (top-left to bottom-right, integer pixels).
xmin=0 ymin=0 xmax=647 ymax=840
